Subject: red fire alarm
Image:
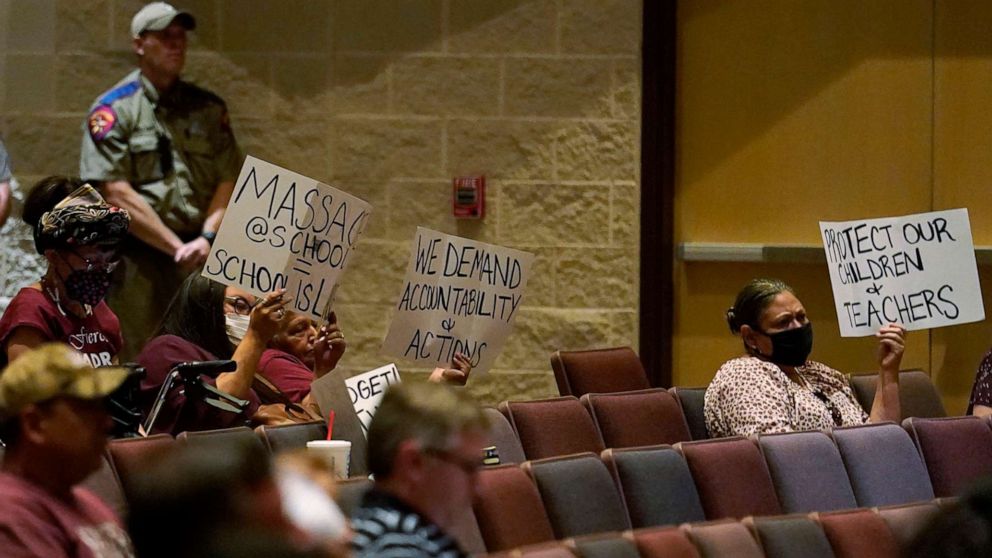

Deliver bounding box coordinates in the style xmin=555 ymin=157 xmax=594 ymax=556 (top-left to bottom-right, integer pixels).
xmin=453 ymin=175 xmax=485 ymax=219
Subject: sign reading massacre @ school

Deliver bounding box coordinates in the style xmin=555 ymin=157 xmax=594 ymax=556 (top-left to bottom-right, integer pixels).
xmin=381 ymin=227 xmax=535 ymax=374
xmin=819 ymin=209 xmax=984 ymax=337
xmin=203 ymin=156 xmax=372 ymax=319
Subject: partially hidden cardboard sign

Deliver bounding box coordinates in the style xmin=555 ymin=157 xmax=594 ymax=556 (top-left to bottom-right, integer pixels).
xmin=820 ymin=208 xmax=984 ymax=337
xmin=345 ymin=363 xmax=401 ymax=437
xmin=202 ymin=155 xmax=372 ymax=320
xmin=381 ymin=227 xmax=534 ymax=374
xmin=308 ymin=369 xmax=368 ymax=476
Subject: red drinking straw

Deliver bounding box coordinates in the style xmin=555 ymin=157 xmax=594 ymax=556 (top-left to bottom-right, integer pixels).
xmin=326 ymin=410 xmax=335 ymax=440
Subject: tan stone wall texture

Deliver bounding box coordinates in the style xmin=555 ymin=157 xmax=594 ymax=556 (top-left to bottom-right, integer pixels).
xmin=0 ymin=0 xmax=642 ymax=406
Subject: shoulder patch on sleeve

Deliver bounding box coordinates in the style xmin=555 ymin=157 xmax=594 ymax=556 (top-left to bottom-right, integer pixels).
xmin=88 ymin=105 xmax=118 ymax=142
xmin=97 ymin=81 xmax=140 ymax=106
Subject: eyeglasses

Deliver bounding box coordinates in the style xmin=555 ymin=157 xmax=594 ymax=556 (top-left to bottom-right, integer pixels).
xmin=425 ymin=448 xmax=483 ymax=476
xmin=61 ymin=251 xmax=120 ymax=273
xmin=224 ymin=296 xmax=257 ymax=316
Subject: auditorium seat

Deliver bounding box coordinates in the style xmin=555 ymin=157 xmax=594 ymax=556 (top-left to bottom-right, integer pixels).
xmin=473 ymin=465 xmax=556 ymax=551
xmin=816 ymin=509 xmax=900 ymax=558
xmin=756 ymin=430 xmax=858 ymax=513
xmin=335 ymin=476 xmax=372 ymax=516
xmin=876 ymin=501 xmax=941 ymax=549
xmin=631 ymin=526 xmax=701 ymax=558
xmin=903 ymin=416 xmax=992 ymax=497
xmin=601 ymin=446 xmax=705 ymax=528
xmin=582 ymin=389 xmax=691 ymax=448
xmin=500 ymin=397 xmax=605 ymax=460
xmin=571 ymin=532 xmax=641 ymax=558
xmin=255 ymin=420 xmax=327 ymax=454
xmin=745 ymin=515 xmax=835 ymax=558
xmin=676 ymin=437 xmax=781 ymax=520
xmin=849 ymin=370 xmax=946 ymax=419
xmin=81 ymin=450 xmax=127 ymax=519
xmin=550 ymin=346 xmax=650 ymax=397
xmin=107 ymin=434 xmax=176 ymax=498
xmin=683 ymin=521 xmax=764 ymax=558
xmin=491 ymin=541 xmax=577 ymax=557
xmin=831 ymin=422 xmax=934 ymax=507
xmin=176 ymin=426 xmax=268 ymax=454
xmin=484 ymin=407 xmax=527 ymax=465
xmin=524 ymin=453 xmax=631 ymax=539
xmin=448 ymin=507 xmax=487 ymax=556
xmin=668 ymin=387 xmax=709 ymax=440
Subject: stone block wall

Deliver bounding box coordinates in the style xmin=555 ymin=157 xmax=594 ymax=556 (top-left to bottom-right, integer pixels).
xmin=0 ymin=0 xmax=641 ymax=405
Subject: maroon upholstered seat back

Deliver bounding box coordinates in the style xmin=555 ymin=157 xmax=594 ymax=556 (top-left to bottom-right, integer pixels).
xmin=632 ymin=526 xmax=702 ymax=558
xmin=582 ymin=389 xmax=691 ymax=448
xmin=903 ymin=416 xmax=992 ymax=497
xmin=551 ymin=347 xmax=650 ymax=397
xmin=500 ymin=397 xmax=605 ymax=460
xmin=816 ymin=509 xmax=900 ymax=558
xmin=473 ymin=465 xmax=556 ymax=552
xmin=676 ymin=437 xmax=781 ymax=520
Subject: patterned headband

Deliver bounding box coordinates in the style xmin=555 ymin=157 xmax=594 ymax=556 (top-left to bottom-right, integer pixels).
xmin=36 ymin=185 xmax=130 ymax=251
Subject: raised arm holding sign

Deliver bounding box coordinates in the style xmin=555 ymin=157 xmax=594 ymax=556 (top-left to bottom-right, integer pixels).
xmin=819 ymin=209 xmax=984 ymax=336
xmin=202 ymin=156 xmax=372 ymax=321
xmin=381 ymin=227 xmax=535 ymax=375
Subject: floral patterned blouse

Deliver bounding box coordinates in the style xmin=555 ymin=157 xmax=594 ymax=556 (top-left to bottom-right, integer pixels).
xmin=704 ymin=356 xmax=868 ymax=438
xmin=968 ymin=349 xmax=992 ymax=414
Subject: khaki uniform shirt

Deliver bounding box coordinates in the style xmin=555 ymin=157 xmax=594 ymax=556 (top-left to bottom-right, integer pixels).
xmin=80 ymin=69 xmax=242 ymax=238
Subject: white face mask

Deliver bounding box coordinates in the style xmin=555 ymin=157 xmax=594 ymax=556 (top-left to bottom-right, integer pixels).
xmin=225 ymin=313 xmax=250 ymax=346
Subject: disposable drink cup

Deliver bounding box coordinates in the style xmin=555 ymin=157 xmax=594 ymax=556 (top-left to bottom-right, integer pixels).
xmin=306 ymin=440 xmax=351 ymax=479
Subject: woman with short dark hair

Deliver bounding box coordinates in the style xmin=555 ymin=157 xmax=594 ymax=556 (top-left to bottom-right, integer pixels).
xmin=704 ymin=278 xmax=906 ymax=438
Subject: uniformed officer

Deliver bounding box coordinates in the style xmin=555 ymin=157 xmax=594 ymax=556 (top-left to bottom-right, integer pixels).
xmin=80 ymin=2 xmax=242 ymax=358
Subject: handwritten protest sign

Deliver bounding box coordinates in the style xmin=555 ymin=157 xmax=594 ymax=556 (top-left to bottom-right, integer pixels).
xmin=345 ymin=364 xmax=401 ymax=436
xmin=203 ymin=156 xmax=372 ymax=319
xmin=820 ymin=209 xmax=983 ymax=337
xmin=381 ymin=227 xmax=534 ymax=374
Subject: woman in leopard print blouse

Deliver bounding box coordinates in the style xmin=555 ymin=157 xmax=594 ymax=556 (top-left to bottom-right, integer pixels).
xmin=704 ymin=278 xmax=906 ymax=438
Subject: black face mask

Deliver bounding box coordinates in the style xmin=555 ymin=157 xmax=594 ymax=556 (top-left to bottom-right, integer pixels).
xmin=64 ymin=268 xmax=113 ymax=306
xmin=758 ymin=322 xmax=813 ymax=367
xmin=53 ymin=252 xmax=114 ymax=307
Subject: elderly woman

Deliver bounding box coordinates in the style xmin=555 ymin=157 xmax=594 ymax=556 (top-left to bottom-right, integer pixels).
xmin=0 ymin=177 xmax=130 ymax=368
xmin=704 ymin=278 xmax=906 ymax=438
xmin=256 ymin=309 xmax=472 ymax=405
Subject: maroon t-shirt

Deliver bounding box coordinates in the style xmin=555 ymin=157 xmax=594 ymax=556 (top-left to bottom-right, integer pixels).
xmin=0 ymin=288 xmax=122 ymax=369
xmin=258 ymin=348 xmax=315 ymax=404
xmin=0 ymin=472 xmax=133 ymax=558
xmin=135 ymin=335 xmax=260 ymax=435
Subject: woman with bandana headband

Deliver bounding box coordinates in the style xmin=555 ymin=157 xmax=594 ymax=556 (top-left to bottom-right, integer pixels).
xmin=0 ymin=177 xmax=130 ymax=369
xmin=703 ymin=278 xmax=907 ymax=438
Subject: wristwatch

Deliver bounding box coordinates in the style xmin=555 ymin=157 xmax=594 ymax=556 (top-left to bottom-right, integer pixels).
xmin=201 ymin=231 xmax=217 ymax=245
